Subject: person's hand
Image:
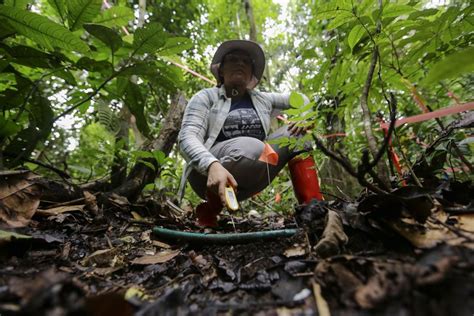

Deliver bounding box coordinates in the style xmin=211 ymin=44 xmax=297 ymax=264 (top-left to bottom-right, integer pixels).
xmin=207 ymin=162 xmax=238 ymax=205
xmin=288 ymin=121 xmax=311 ymax=136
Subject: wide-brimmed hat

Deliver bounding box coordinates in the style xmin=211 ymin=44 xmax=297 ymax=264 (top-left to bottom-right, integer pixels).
xmin=210 ymin=40 xmax=265 ymax=89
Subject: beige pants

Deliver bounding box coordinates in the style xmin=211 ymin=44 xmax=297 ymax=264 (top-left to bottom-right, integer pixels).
xmin=188 ymin=126 xmax=303 ymax=201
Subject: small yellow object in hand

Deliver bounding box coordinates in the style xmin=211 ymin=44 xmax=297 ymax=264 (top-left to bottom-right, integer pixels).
xmin=224 ymin=186 xmax=239 ymax=211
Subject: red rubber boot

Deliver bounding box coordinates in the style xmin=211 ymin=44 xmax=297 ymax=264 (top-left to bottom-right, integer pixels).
xmin=195 ymin=191 xmax=223 ymax=227
xmin=288 ymin=155 xmax=323 ymax=204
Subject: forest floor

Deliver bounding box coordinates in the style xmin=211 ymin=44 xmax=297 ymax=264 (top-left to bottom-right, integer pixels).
xmin=0 ymin=173 xmax=473 ymax=316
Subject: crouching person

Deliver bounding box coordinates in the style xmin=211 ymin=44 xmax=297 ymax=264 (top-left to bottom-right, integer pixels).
xmin=178 ymin=40 xmax=322 ymax=227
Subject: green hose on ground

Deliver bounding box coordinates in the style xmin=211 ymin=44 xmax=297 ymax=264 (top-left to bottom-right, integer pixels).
xmin=153 ymin=227 xmax=299 ymax=244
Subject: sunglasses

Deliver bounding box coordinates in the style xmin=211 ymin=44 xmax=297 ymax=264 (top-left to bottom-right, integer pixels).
xmin=223 ymin=53 xmax=254 ymax=65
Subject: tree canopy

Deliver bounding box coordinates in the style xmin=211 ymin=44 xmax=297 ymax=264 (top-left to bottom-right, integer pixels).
xmin=0 ymin=0 xmax=472 ymax=208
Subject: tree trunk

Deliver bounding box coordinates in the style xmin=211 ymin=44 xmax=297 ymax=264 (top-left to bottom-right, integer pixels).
xmin=322 ymin=96 xmax=360 ymax=197
xmin=138 ymin=0 xmax=146 ymax=27
xmin=243 ymin=0 xmax=257 ymax=42
xmin=111 ymin=92 xmax=187 ymax=201
xmin=111 ymin=107 xmax=130 ymax=189
xmin=360 ymin=48 xmax=390 ymax=186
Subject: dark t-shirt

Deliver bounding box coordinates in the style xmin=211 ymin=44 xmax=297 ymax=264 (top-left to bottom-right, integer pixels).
xmin=216 ymin=94 xmax=265 ymax=142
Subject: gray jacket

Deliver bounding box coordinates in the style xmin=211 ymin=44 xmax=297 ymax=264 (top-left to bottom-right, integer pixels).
xmin=177 ymin=85 xmax=294 ymax=198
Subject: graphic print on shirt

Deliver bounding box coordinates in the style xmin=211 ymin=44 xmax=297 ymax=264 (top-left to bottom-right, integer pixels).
xmin=220 ymin=108 xmax=264 ymax=140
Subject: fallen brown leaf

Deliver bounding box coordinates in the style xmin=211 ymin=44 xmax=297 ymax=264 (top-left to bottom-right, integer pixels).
xmin=36 ymin=205 xmax=85 ymax=217
xmin=152 ymin=240 xmax=171 ymax=249
xmin=82 ymin=248 xmax=118 ymax=267
xmin=312 ymin=281 xmax=331 ymax=316
xmin=284 ymin=245 xmax=306 ymax=258
xmin=84 ymin=191 xmax=99 ymax=215
xmin=132 ymin=249 xmax=180 ymax=265
xmin=0 ymin=171 xmax=41 ymax=227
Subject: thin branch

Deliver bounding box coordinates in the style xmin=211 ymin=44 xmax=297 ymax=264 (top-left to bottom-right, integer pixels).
xmin=312 ymin=134 xmax=388 ymax=195
xmin=360 ymin=47 xmax=384 ymax=164
xmin=366 ymin=93 xmax=397 ymax=172
xmin=3 ymin=152 xmax=71 ymax=180
xmin=52 ymin=72 xmax=119 ymax=122
xmin=14 ymin=67 xmax=67 ymax=122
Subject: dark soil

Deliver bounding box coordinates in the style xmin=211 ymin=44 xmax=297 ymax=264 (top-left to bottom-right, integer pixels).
xmin=1 ymin=193 xmax=473 ymax=316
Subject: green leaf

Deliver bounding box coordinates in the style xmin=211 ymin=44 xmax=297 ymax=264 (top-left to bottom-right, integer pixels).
xmin=54 ymin=68 xmax=77 ymax=85
xmin=348 ymin=25 xmax=365 ymax=51
xmin=0 ymin=18 xmax=15 ymax=38
xmin=0 ymin=5 xmax=89 ymax=53
xmin=6 ymin=45 xmax=61 ymax=68
xmin=124 ymin=82 xmax=150 ymax=137
xmin=133 ymin=23 xmax=167 ymax=56
xmin=422 ymin=47 xmax=474 ymax=85
xmin=134 ymin=150 xmax=154 ymax=159
xmin=76 ymin=56 xmax=112 ymax=74
xmin=47 ymin=0 xmax=66 ymax=22
xmin=0 ymin=117 xmax=21 ymax=138
xmin=408 ymin=8 xmax=438 ymax=20
xmin=116 ymin=77 xmax=128 ymax=97
xmin=4 ymin=94 xmax=53 ymax=163
xmin=93 ymin=6 xmax=133 ymax=27
xmin=66 ymin=0 xmax=101 ymax=31
xmin=4 ymin=0 xmax=30 ymax=9
xmin=289 ymin=91 xmax=305 ymax=108
xmin=138 ymin=160 xmax=156 ymax=171
xmin=382 ymin=4 xmax=416 ymax=18
xmin=157 ymin=37 xmax=192 ymax=56
xmin=153 ymin=150 xmax=166 ymax=165
xmin=327 ymin=11 xmax=353 ymax=29
xmin=119 ymin=62 xmax=157 ymax=77
xmin=84 ymin=23 xmax=122 ymax=53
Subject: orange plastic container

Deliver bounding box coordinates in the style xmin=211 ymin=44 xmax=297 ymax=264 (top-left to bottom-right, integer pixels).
xmin=288 ymin=156 xmax=323 ymax=203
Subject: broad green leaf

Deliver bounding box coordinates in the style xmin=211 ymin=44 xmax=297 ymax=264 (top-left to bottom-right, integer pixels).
xmin=327 ymin=11 xmax=354 ymax=30
xmin=314 ymin=8 xmax=340 ymax=20
xmin=138 ymin=160 xmax=156 ymax=171
xmin=157 ymin=37 xmax=192 ymax=56
xmin=84 ymin=23 xmax=122 ymax=53
xmin=358 ymin=0 xmax=376 ymax=16
xmin=134 ymin=150 xmax=154 ymax=159
xmin=78 ymin=99 xmax=91 ymax=114
xmin=0 ymin=59 xmax=9 ymax=72
xmin=0 ymin=117 xmax=21 ymax=138
xmin=4 ymin=0 xmax=30 ymax=9
xmin=119 ymin=62 xmax=157 ymax=77
xmin=66 ymin=0 xmax=101 ymax=31
xmin=348 ymin=25 xmax=365 ymax=51
xmin=116 ymin=77 xmax=128 ymax=97
xmin=132 ymin=23 xmax=167 ymax=56
xmin=4 ymin=94 xmax=53 ymax=163
xmin=408 ymin=8 xmax=438 ymax=20
xmin=289 ymin=91 xmax=305 ymax=108
xmin=76 ymin=57 xmax=112 ymax=74
xmin=93 ymin=6 xmax=133 ymax=27
xmin=301 ymin=48 xmax=318 ymax=59
xmin=327 ymin=61 xmax=342 ymax=95
xmin=124 ymin=82 xmax=150 ymax=137
xmin=153 ymin=150 xmax=166 ymax=165
xmin=54 ymin=69 xmax=77 ymax=85
xmin=383 ymin=4 xmax=416 ymax=18
xmin=47 ymin=0 xmax=66 ymax=22
xmin=7 ymin=45 xmax=61 ymax=68
xmin=0 ymin=18 xmax=15 ymax=38
xmin=0 ymin=5 xmax=89 ymax=53
xmin=422 ymin=47 xmax=474 ymax=85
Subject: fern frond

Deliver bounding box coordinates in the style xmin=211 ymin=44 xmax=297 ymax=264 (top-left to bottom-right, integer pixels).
xmin=97 ymin=103 xmax=120 ymax=135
